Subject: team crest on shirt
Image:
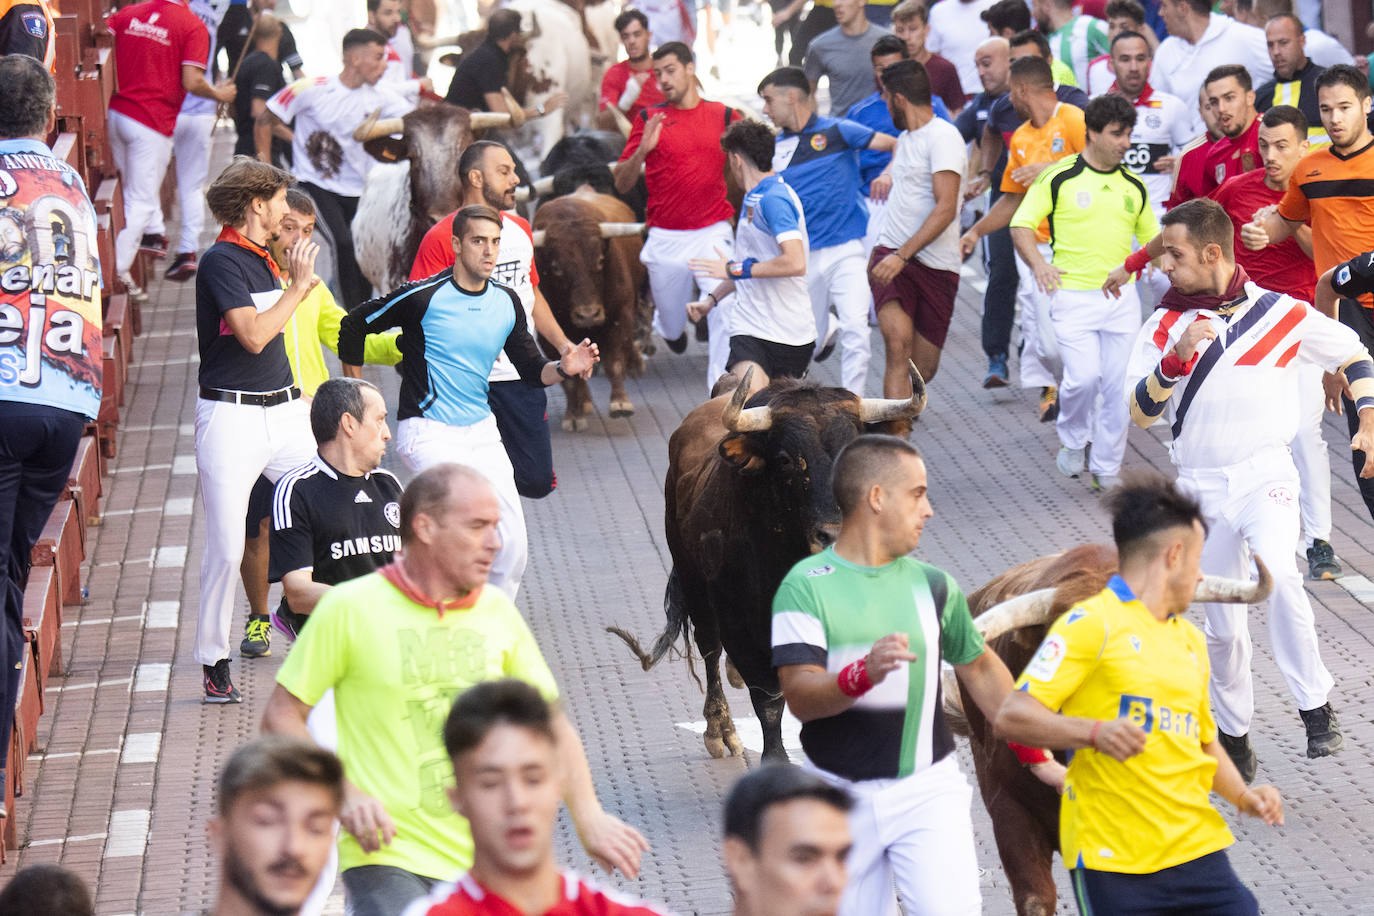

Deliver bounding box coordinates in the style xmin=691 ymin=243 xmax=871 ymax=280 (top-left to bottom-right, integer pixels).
xmin=810 ymin=134 xmax=828 ymax=151
xmin=806 ymin=564 xmax=835 ymax=577
xmin=22 ymin=12 xmax=47 ymax=36
xmin=1129 ymin=635 xmax=1142 ymax=653
xmin=1146 ymin=114 xmax=1161 ymax=129
xmin=384 ymin=501 xmax=401 ymax=527
xmin=1025 ymin=634 xmax=1067 ymax=681
xmin=745 ymin=204 xmax=755 ymax=223
xmin=1240 ymin=151 xmax=1256 ymax=172
xmin=1051 ymin=136 xmax=1065 ymax=154
xmin=1215 ymin=163 xmax=1227 ymax=184
xmin=1338 ymin=265 xmax=1352 ymax=287
xmin=1076 ymin=191 xmax=1092 ymax=209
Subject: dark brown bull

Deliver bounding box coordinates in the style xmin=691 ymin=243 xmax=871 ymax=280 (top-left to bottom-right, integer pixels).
xmin=955 ymin=546 xmax=1272 ymax=916
xmin=530 ymin=189 xmax=645 ymax=429
xmin=608 ymin=367 xmax=925 ymax=761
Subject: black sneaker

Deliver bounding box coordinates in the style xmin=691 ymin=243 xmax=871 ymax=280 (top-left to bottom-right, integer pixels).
xmin=138 ymin=233 xmax=169 ymax=258
xmin=271 ymin=606 xmax=309 ymax=643
xmin=203 ymin=660 xmax=242 ymax=704
xmin=164 ymin=251 xmax=197 ymax=281
xmin=664 ymin=331 xmax=689 ymax=354
xmin=1299 ymin=703 xmax=1343 ymax=758
xmin=240 ymin=614 xmax=272 ymax=658
xmin=694 ymin=318 xmax=710 ymax=342
xmin=813 ymin=323 xmax=839 ymax=362
xmin=1306 ymin=539 xmax=1341 ymax=580
xmin=1218 ymin=731 xmax=1257 ymax=783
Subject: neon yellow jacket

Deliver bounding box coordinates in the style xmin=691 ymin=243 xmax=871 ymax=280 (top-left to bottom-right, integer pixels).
xmin=283 ymin=281 xmax=402 ymax=396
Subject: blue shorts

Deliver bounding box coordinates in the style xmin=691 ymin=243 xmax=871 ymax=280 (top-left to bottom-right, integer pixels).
xmin=1072 ymin=850 xmax=1258 ymax=916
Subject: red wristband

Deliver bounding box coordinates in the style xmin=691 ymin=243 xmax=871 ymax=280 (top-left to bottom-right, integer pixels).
xmin=1124 ymin=248 xmax=1152 ymax=274
xmin=1089 ymin=720 xmax=1102 ymax=750
xmin=1008 ymin=741 xmax=1053 ymax=766
xmin=837 ymin=658 xmax=874 ymax=698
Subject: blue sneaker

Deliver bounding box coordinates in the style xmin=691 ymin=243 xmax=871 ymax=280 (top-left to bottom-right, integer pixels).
xmin=983 ymin=354 xmax=1009 ymax=388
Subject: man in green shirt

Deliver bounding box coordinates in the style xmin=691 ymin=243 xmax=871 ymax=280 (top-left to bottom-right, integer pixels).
xmin=1011 ymin=93 xmax=1158 ymax=491
xmin=771 ymin=434 xmax=1023 ymax=916
xmin=261 ymin=463 xmax=648 ymax=916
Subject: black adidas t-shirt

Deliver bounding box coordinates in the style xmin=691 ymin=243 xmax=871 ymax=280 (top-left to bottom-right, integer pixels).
xmin=269 ymin=456 xmax=403 ymax=601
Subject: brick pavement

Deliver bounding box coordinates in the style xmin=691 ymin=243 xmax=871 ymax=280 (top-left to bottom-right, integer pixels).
xmin=6 ymin=150 xmax=1374 ymax=916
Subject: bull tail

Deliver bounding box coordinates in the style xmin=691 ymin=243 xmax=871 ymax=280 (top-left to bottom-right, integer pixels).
xmin=605 ymin=568 xmax=702 ymax=689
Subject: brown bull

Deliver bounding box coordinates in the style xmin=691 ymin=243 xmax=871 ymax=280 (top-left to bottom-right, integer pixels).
xmin=955 ymin=546 xmax=1272 ymax=916
xmin=531 ymin=189 xmax=646 ymax=429
xmin=609 ymin=366 xmax=925 ymax=761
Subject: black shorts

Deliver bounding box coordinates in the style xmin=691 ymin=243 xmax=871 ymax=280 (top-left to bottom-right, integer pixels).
xmin=245 ymin=474 xmax=273 ymax=539
xmin=1071 ymin=850 xmax=1258 ymax=916
xmin=727 ymin=334 xmax=813 ymax=381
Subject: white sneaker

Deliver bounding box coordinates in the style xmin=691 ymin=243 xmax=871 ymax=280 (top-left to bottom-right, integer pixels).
xmin=1091 ymin=473 xmax=1120 ymax=492
xmin=1056 ymin=446 xmax=1085 ymax=478
xmin=119 ymin=271 xmax=148 ymax=304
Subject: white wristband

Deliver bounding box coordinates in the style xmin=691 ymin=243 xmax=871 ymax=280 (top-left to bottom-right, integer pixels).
xmin=618 ymin=77 xmax=644 ymax=109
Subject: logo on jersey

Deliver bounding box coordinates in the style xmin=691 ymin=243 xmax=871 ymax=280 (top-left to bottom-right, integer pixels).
xmin=805 ymin=564 xmax=835 ymax=577
xmin=22 ymin=13 xmax=47 ymax=37
xmin=1215 ymin=163 xmax=1227 ymax=184
xmin=745 ymin=204 xmax=755 ymax=223
xmin=1076 ymin=191 xmax=1092 ymax=209
xmin=810 ymin=134 xmax=828 ymax=151
xmin=1337 ymin=265 xmax=1352 ymax=288
xmin=354 ymin=490 xmax=373 ymax=503
xmin=1240 ymin=151 xmax=1256 ymax=172
xmin=1065 ymin=608 xmax=1087 ymax=624
xmin=1145 ymin=114 xmax=1161 ymax=129
xmin=1119 ymin=694 xmax=1199 ymax=738
xmin=384 ymin=501 xmax=401 ymax=528
xmin=1025 ymin=634 xmax=1067 ymax=681
xmin=1129 ymin=635 xmax=1141 ymax=653
xmin=1267 ymin=485 xmax=1295 ymax=507
xmin=1051 ymin=137 xmax=1065 ymax=154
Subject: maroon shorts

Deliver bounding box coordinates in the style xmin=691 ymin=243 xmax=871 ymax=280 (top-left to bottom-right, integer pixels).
xmin=867 ymin=247 xmax=960 ymax=349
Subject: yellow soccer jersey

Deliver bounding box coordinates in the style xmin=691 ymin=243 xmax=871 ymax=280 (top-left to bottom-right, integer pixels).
xmin=1016 ymin=576 xmax=1233 ymax=874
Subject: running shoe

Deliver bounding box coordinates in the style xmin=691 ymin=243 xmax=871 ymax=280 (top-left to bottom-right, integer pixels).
xmin=1090 ymin=473 xmax=1120 ymax=492
xmin=665 ymin=331 xmax=689 ymax=354
xmin=203 ymin=659 xmax=242 ymax=704
xmin=271 ymin=607 xmax=309 ymax=643
xmin=138 ymin=233 xmax=169 ymax=258
xmin=164 ymin=251 xmax=197 ymax=281
xmin=1039 ymin=386 xmax=1059 ymax=422
xmin=814 ymin=323 xmax=839 ymax=362
xmin=1306 ymin=539 xmax=1341 ymax=580
xmin=983 ymin=354 xmax=1009 ymax=388
xmin=1056 ymin=446 xmax=1085 ymax=478
xmin=240 ymin=614 xmax=272 ymax=658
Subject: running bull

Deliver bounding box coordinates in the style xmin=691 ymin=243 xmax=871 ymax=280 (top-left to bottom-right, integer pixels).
xmin=608 ymin=365 xmax=925 ymax=761
xmin=947 ymin=545 xmax=1272 ymax=916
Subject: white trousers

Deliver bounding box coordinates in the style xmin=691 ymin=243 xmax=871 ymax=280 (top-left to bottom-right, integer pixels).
xmin=807 ymin=239 xmax=872 ymax=395
xmin=300 ymin=690 xmax=339 ymax=916
xmin=395 ymin=415 xmax=525 ymax=600
xmin=1048 ymin=285 xmax=1140 ymax=476
xmin=193 ymin=397 xmax=315 ymax=665
xmin=171 ymin=111 xmax=216 ymax=255
xmin=811 ymin=756 xmax=981 ymax=916
xmin=863 ymin=197 xmax=887 ymax=257
xmin=1016 ymin=242 xmax=1058 ymax=389
xmin=108 ymin=110 xmax=175 ymax=275
xmin=641 ymin=222 xmax=735 ymax=391
xmin=1177 ymin=447 xmax=1335 ymax=736
xmin=1290 ymin=364 xmax=1332 ymax=547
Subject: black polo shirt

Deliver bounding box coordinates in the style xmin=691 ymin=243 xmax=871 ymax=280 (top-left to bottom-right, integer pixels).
xmin=217 ymin=5 xmax=302 ymax=75
xmin=196 ymin=236 xmax=294 ymax=392
xmin=445 ymin=40 xmax=507 ymax=111
xmin=232 ymin=49 xmax=287 ymax=159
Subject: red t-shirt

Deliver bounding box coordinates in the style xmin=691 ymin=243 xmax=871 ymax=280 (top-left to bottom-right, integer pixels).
xmin=598 ymin=60 xmax=666 ymax=122
xmin=1165 ymin=134 xmax=1215 ymax=210
xmin=1210 ymin=170 xmax=1316 ymax=302
xmin=106 ymin=0 xmax=210 ymax=136
xmin=401 ymin=872 xmax=673 ymax=916
xmin=1201 ymin=117 xmax=1260 ymax=197
xmin=409 ymin=211 xmax=540 ymax=286
xmin=620 ymin=99 xmax=741 ymax=230
xmin=923 ymin=53 xmax=967 ymax=112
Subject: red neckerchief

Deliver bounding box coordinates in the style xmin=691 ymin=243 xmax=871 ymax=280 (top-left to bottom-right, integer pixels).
xmin=217 ymin=224 xmax=283 ymax=282
xmin=1159 ymin=266 xmax=1250 ymax=313
xmin=1109 ymin=82 xmax=1154 ymax=107
xmin=379 ymin=560 xmax=481 ymax=619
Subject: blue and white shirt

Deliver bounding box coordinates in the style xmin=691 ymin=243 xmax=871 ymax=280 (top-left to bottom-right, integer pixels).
xmin=732 ymin=175 xmax=814 ymax=347
xmin=772 ymin=114 xmax=872 ymax=249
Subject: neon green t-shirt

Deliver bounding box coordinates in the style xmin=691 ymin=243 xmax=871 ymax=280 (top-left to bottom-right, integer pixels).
xmin=275 ymin=573 xmax=560 ymax=879
xmin=1011 ymin=153 xmax=1159 ymax=290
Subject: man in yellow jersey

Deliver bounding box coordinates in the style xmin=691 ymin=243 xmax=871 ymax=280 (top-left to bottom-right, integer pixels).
xmin=1011 ymin=94 xmax=1157 ymax=490
xmin=238 ymin=188 xmax=403 ymax=659
xmin=262 ymin=463 xmax=648 ymax=916
xmin=996 ymin=472 xmax=1283 ymax=915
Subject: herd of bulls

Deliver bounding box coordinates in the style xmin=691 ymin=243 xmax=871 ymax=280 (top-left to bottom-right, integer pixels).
xmin=339 ymin=92 xmax=1272 ymax=915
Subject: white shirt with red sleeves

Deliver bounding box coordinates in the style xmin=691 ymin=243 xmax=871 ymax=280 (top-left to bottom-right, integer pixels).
xmin=398 ymin=871 xmax=676 ymax=916
xmin=106 ymin=0 xmax=210 ymax=136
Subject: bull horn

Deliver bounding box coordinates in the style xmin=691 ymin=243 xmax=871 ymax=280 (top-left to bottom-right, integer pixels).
xmin=973 ymin=588 xmax=1060 ymax=644
xmin=1193 ymin=556 xmax=1273 ymax=604
xmin=610 ymin=104 xmax=634 ymax=138
xmin=857 ymin=360 xmax=927 ymax=423
xmin=353 ymin=109 xmax=405 ymax=142
xmin=598 ymin=222 xmax=645 ymax=238
xmin=531 ymin=229 xmax=546 ymax=246
xmin=523 ymin=12 xmax=542 ymax=41
xmin=721 ymin=366 xmax=772 ymax=432
xmin=470 ymin=112 xmax=516 ymax=131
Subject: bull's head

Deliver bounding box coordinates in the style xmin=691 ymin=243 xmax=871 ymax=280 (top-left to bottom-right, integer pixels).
xmin=531 ymin=214 xmax=642 ymax=327
xmin=716 ymin=364 xmax=927 ymax=554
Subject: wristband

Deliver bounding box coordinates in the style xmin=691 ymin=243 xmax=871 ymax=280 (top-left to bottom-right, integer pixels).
xmin=1159 ymin=351 xmax=1192 ymax=378
xmin=837 ymin=658 xmax=874 ymax=698
xmin=707 ymin=291 xmax=719 ymax=307
xmin=1089 ymin=720 xmax=1102 ymax=750
xmin=728 ymin=257 xmax=757 ymax=279
xmin=1008 ymin=741 xmax=1053 ymax=766
xmin=1124 ymin=248 xmax=1152 ymax=274
xmin=554 ymin=361 xmax=572 ymax=380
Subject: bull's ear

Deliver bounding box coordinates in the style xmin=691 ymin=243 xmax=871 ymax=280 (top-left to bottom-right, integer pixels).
xmin=719 ymin=433 xmax=765 ymax=474
xmin=363 ymin=136 xmax=410 ymax=164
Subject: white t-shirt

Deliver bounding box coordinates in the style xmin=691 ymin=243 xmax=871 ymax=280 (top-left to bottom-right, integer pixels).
xmin=1123 ymin=87 xmax=1200 ymax=216
xmin=927 ymin=0 xmax=998 ymax=97
xmin=637 ymin=0 xmax=693 ymax=46
xmin=1153 ymin=14 xmax=1273 ymax=110
xmin=1304 ymin=29 xmax=1356 ymax=69
xmin=489 ymin=213 xmax=539 ymax=383
xmin=266 ymin=75 xmax=416 ymax=197
xmin=730 ymin=176 xmax=815 ymax=346
xmin=385 ymin=24 xmax=415 ymax=81
xmin=877 ymin=116 xmax=966 ymax=273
